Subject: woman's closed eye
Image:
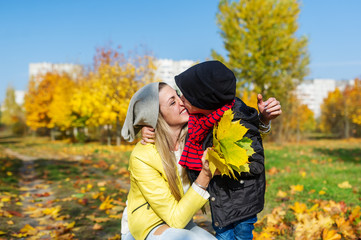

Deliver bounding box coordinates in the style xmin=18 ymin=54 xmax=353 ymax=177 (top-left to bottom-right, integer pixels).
xmin=168 ymin=96 xmax=176 ymax=106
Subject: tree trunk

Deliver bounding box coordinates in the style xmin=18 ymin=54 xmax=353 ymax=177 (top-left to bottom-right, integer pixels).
xmin=99 ymin=126 xmax=103 ymax=144
xmin=296 ymin=116 xmax=300 ymax=143
xmin=277 ymin=118 xmax=284 ymax=144
xmin=344 ymin=101 xmax=349 ymax=138
xmin=344 ymin=114 xmax=350 ymax=138
xmin=116 ymin=116 xmax=121 ymax=146
xmin=50 ymin=128 xmax=55 ymax=141
xmin=107 ymin=124 xmax=111 ymax=146
xmin=73 ymin=127 xmax=78 ymax=138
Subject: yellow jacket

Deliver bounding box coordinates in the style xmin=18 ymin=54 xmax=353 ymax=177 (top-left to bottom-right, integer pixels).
xmin=126 ymin=142 xmax=208 ymax=240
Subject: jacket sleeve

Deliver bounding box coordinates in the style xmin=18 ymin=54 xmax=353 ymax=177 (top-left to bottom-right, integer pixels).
xmin=130 ymin=155 xmax=208 ymax=229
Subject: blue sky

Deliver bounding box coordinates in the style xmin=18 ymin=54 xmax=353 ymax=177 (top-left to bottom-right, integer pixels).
xmin=1 ymin=0 xmax=361 ymax=103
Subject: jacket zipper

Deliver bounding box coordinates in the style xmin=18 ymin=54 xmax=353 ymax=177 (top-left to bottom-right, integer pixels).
xmin=131 ymin=202 xmax=149 ymax=214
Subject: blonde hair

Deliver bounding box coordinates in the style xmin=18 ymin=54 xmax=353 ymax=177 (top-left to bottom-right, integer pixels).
xmin=155 ymin=83 xmax=189 ymax=201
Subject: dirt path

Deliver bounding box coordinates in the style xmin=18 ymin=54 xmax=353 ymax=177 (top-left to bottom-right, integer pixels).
xmin=4 ymin=148 xmax=69 ymax=239
xmin=4 ymin=147 xmax=214 ymax=237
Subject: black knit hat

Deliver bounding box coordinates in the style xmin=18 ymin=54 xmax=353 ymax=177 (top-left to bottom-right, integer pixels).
xmin=175 ymin=60 xmax=236 ymax=110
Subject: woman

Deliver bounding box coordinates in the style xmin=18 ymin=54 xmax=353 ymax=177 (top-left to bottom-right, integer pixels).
xmin=121 ymin=82 xmax=216 ymax=240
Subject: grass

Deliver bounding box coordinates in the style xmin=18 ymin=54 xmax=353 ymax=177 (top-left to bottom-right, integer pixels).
xmin=262 ymin=139 xmax=361 ymax=215
xmin=1 ymin=134 xmax=360 ymax=239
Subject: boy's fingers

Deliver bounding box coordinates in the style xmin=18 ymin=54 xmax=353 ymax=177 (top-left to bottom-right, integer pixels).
xmin=265 ymin=99 xmax=280 ymax=111
xmin=257 ymin=94 xmax=264 ymax=105
xmin=266 ymin=102 xmax=281 ymax=111
xmin=145 ymin=133 xmax=155 ymax=138
xmin=265 ymin=97 xmax=276 ymax=106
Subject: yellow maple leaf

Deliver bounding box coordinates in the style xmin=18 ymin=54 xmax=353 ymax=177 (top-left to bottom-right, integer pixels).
xmin=337 ymin=181 xmax=352 ymax=189
xmin=207 ymin=148 xmax=232 ymax=177
xmin=348 ymin=206 xmax=360 ymax=222
xmin=108 ymin=234 xmax=121 ymax=240
xmin=209 ymin=109 xmax=254 ymax=178
xmin=322 ymin=229 xmax=341 ymax=240
xmin=290 ymin=202 xmax=307 ymax=214
xmin=93 ymin=223 xmax=103 ymax=230
xmin=14 ymin=224 xmax=38 ymax=237
xmin=12 ymin=233 xmax=28 ymax=238
xmin=66 ymin=221 xmax=76 ymax=229
xmin=42 ymin=205 xmax=61 ymax=219
xmin=1 ymin=197 xmax=11 ymax=202
xmin=319 ymin=190 xmax=326 ymax=195
xmin=290 ymin=184 xmax=304 ymax=194
xmin=99 ymin=196 xmax=114 ymax=210
xmin=299 ymin=170 xmax=306 ymax=177
xmin=335 ymin=217 xmax=356 ymax=239
xmin=276 ymin=190 xmax=287 ymax=198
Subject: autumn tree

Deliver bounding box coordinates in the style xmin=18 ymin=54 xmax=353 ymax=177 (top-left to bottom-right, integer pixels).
xmin=86 ymin=45 xmax=156 ymax=145
xmin=212 ymin=0 xmax=310 ymax=141
xmin=70 ymin=75 xmax=95 ymax=134
xmin=1 ymin=86 xmax=26 ymax=135
xmin=23 ymin=45 xmax=156 ymax=143
xmin=283 ymin=93 xmax=315 ymax=141
xmin=1 ymin=86 xmax=23 ymax=126
xmin=24 ymin=72 xmax=58 ymax=135
xmin=238 ymin=89 xmax=258 ymax=111
xmin=344 ymin=79 xmax=361 ymax=136
xmin=48 ymin=73 xmax=76 ymax=132
xmin=321 ymin=79 xmax=361 ymax=138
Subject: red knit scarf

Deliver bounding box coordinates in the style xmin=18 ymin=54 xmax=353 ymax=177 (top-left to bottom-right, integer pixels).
xmin=179 ymin=100 xmax=235 ymax=171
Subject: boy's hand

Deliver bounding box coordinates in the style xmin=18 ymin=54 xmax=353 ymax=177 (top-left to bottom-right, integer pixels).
xmin=257 ymin=94 xmax=282 ymax=125
xmin=140 ymin=126 xmax=155 ymax=145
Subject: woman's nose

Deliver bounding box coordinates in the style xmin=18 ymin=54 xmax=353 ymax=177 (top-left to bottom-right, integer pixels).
xmin=178 ymin=96 xmax=185 ymax=106
xmin=180 ymin=95 xmax=185 ymax=103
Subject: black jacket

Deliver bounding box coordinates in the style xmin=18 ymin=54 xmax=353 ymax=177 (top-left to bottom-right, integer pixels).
xmin=187 ymin=97 xmax=265 ymax=228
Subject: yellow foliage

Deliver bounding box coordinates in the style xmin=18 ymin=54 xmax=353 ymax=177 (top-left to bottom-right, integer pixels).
xmin=207 ymin=109 xmax=254 ymax=178
xmin=320 ymin=79 xmax=361 ymax=137
xmin=24 ymin=45 xmax=157 ymax=134
xmin=24 ymin=73 xmax=58 ymax=130
xmin=48 ymin=73 xmax=76 ymax=130
xmin=254 ymin=200 xmax=360 ymax=240
xmin=12 ymin=224 xmax=38 ymax=237
xmin=238 ymin=90 xmax=258 ymax=111
xmin=322 ymin=229 xmax=342 ymax=240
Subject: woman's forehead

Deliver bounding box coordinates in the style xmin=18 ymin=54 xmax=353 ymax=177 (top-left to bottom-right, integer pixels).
xmin=159 ymin=85 xmax=176 ymax=99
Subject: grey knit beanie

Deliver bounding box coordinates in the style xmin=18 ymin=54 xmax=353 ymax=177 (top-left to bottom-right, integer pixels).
xmin=121 ymin=82 xmax=160 ymax=142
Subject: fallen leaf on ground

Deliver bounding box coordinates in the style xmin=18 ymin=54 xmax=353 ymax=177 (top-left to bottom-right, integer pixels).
xmin=93 ymin=223 xmax=103 ymax=230
xmin=337 ymin=181 xmax=352 ymax=189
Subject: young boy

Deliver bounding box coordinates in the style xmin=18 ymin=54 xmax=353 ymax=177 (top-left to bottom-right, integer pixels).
xmin=143 ymin=60 xmax=281 ymax=240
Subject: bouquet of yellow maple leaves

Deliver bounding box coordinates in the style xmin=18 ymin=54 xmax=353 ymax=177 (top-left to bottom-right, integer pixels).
xmin=207 ymin=109 xmax=255 ymax=178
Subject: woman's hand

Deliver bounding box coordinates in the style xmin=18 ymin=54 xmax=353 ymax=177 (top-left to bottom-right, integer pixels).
xmin=195 ymin=148 xmax=213 ymax=189
xmin=140 ymin=126 xmax=155 ymax=145
xmin=200 ymin=148 xmax=212 ymax=177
